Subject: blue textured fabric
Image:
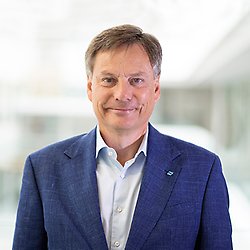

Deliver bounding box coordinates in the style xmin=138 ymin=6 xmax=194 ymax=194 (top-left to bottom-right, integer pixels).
xmin=13 ymin=124 xmax=232 ymax=250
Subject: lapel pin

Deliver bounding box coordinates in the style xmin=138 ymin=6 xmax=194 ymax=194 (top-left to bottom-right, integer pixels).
xmin=165 ymin=170 xmax=174 ymax=176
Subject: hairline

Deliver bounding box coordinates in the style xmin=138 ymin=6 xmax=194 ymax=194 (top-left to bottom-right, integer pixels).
xmin=87 ymin=42 xmax=160 ymax=79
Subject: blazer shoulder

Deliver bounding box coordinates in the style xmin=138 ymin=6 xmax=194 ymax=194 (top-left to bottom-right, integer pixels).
xmin=169 ymin=134 xmax=216 ymax=156
xmin=155 ymin=128 xmax=218 ymax=162
xmin=29 ymin=133 xmax=86 ymax=161
xmin=157 ymin=133 xmax=221 ymax=178
xmin=150 ymin=124 xmax=217 ymax=157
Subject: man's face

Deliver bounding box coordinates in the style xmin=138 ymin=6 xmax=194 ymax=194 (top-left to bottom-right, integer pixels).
xmin=87 ymin=43 xmax=160 ymax=134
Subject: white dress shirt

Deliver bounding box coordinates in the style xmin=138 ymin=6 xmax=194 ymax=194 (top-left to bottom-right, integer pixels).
xmin=96 ymin=127 xmax=148 ymax=250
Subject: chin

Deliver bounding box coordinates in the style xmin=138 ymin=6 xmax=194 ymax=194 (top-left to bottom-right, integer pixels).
xmin=109 ymin=122 xmax=136 ymax=131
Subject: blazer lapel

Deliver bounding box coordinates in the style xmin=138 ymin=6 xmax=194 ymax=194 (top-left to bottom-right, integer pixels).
xmin=63 ymin=128 xmax=108 ymax=250
xmin=126 ymin=125 xmax=183 ymax=250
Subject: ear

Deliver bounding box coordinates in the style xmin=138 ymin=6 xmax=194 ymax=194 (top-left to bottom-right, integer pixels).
xmin=87 ymin=77 xmax=93 ymax=102
xmin=154 ymin=75 xmax=161 ymax=102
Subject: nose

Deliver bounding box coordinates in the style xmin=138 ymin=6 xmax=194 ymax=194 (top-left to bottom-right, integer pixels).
xmin=114 ymin=80 xmax=132 ymax=101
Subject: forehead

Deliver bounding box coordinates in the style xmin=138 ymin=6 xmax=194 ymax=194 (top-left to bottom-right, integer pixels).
xmin=92 ymin=44 xmax=153 ymax=74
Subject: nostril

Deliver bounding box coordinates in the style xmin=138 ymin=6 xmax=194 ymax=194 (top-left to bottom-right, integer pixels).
xmin=115 ymin=97 xmax=132 ymax=102
xmin=114 ymin=91 xmax=132 ymax=102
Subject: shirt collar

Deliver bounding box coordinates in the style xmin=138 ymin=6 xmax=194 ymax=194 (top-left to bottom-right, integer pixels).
xmin=95 ymin=126 xmax=148 ymax=158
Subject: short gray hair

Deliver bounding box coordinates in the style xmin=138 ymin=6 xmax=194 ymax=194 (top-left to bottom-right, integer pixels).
xmin=85 ymin=24 xmax=162 ymax=78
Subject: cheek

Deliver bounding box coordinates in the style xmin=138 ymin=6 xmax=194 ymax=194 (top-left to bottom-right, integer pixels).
xmin=139 ymin=89 xmax=150 ymax=102
xmin=91 ymin=89 xmax=110 ymax=108
xmin=140 ymin=89 xmax=157 ymax=106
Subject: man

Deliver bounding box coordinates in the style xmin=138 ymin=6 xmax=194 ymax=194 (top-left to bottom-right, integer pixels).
xmin=13 ymin=24 xmax=232 ymax=249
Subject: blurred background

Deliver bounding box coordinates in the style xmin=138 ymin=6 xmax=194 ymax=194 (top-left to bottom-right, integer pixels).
xmin=1 ymin=0 xmax=250 ymax=249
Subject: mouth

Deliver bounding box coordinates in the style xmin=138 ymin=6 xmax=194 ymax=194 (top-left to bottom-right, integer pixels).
xmin=107 ymin=107 xmax=137 ymax=114
xmin=113 ymin=108 xmax=135 ymax=111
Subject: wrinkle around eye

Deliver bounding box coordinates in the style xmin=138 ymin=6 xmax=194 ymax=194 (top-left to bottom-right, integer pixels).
xmin=100 ymin=77 xmax=117 ymax=86
xmin=129 ymin=78 xmax=144 ymax=86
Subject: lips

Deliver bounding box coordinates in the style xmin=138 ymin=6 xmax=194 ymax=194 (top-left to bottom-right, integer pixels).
xmin=111 ymin=108 xmax=135 ymax=111
xmin=106 ymin=107 xmax=138 ymax=114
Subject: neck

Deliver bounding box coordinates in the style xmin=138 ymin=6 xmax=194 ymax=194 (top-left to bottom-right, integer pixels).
xmin=99 ymin=125 xmax=147 ymax=166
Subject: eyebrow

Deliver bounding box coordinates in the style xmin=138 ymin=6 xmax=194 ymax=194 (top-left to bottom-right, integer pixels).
xmin=99 ymin=70 xmax=147 ymax=77
xmin=129 ymin=71 xmax=147 ymax=77
xmin=99 ymin=71 xmax=116 ymax=76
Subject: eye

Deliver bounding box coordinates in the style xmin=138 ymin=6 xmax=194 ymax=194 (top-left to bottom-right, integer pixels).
xmin=129 ymin=78 xmax=144 ymax=85
xmin=101 ymin=77 xmax=117 ymax=86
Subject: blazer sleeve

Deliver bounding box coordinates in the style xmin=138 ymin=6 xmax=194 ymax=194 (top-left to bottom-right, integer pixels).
xmin=12 ymin=155 xmax=48 ymax=250
xmin=195 ymin=155 xmax=233 ymax=249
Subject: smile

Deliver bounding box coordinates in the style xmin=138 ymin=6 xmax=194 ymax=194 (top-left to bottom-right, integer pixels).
xmin=107 ymin=108 xmax=137 ymax=114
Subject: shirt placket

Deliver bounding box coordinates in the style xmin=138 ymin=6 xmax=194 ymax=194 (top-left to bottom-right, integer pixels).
xmin=110 ymin=172 xmax=127 ymax=249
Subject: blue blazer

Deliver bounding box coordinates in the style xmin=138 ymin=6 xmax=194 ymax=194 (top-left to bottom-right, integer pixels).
xmin=13 ymin=124 xmax=232 ymax=249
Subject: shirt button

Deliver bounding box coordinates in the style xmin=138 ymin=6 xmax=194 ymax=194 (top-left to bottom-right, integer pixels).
xmin=114 ymin=241 xmax=120 ymax=247
xmin=120 ymin=173 xmax=125 ymax=179
xmin=117 ymin=207 xmax=123 ymax=213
